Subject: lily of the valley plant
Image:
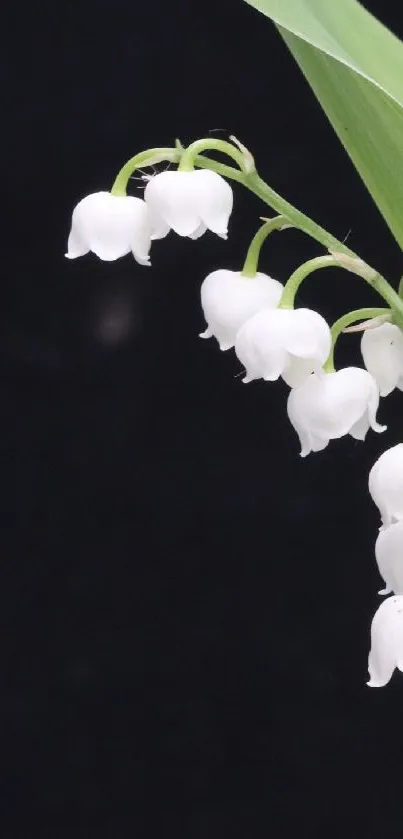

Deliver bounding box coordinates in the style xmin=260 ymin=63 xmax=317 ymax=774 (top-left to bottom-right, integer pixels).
xmin=66 ymin=0 xmax=403 ymax=688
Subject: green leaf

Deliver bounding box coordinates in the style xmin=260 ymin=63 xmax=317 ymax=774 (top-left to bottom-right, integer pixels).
xmin=243 ymin=0 xmax=403 ymax=250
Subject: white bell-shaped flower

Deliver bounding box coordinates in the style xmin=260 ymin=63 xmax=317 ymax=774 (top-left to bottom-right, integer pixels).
xmin=234 ymin=307 xmax=331 ymax=386
xmin=199 ymin=269 xmax=283 ymax=351
xmin=66 ymin=191 xmax=158 ymax=264
xmin=367 ymin=595 xmax=403 ymax=687
xmin=287 ymin=367 xmax=385 ymax=457
xmin=361 ymin=322 xmax=403 ymax=397
xmin=375 ymin=520 xmax=403 ymax=596
xmin=368 ymin=444 xmax=403 ymax=526
xmin=144 ymin=169 xmax=233 ymax=239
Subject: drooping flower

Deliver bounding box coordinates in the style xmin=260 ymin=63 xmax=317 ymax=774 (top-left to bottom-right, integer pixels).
xmin=375 ymin=520 xmax=403 ymax=596
xmin=199 ymin=269 xmax=283 ymax=351
xmin=361 ymin=322 xmax=403 ymax=397
xmin=367 ymin=595 xmax=403 ymax=687
xmin=368 ymin=444 xmax=403 ymax=527
xmin=65 ymin=192 xmax=163 ymax=264
xmin=234 ymin=307 xmax=331 ymax=386
xmin=144 ymin=169 xmax=233 ymax=239
xmin=287 ymin=367 xmax=385 ymax=457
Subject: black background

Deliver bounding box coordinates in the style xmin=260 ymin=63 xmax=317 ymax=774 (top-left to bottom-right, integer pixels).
xmin=3 ymin=0 xmax=403 ymax=835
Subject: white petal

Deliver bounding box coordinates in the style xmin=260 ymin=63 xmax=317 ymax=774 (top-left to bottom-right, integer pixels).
xmin=318 ymin=368 xmax=380 ymax=437
xmin=296 ymin=427 xmax=313 ymax=458
xmin=189 ymin=223 xmax=207 ymax=240
xmin=133 ymin=253 xmax=151 ymax=267
xmin=144 ymin=171 xmax=202 ymax=237
xmin=287 ymin=367 xmax=383 ymax=454
xmin=128 ymin=208 xmax=154 ymax=264
xmin=309 ymin=434 xmax=329 ymax=454
xmin=365 ymin=375 xmax=387 ymax=434
xmin=65 ymin=226 xmax=89 ymax=259
xmin=282 ymin=308 xmax=331 ymax=363
xmin=66 ymin=192 xmax=152 ymax=263
xmin=315 ymin=368 xmax=384 ymax=439
xmin=368 ymin=444 xmax=403 ymax=526
xmin=282 ymin=357 xmax=318 ymax=388
xmin=144 ymin=169 xmax=233 ymax=239
xmin=149 ymin=212 xmax=170 ymax=241
xmin=349 ymin=412 xmax=370 ymax=441
xmin=243 ymin=345 xmax=286 ymax=382
xmin=376 ymin=521 xmax=403 ymax=595
xmin=287 ymin=390 xmax=330 ymax=456
xmin=200 ymin=270 xmax=283 ymax=351
xmin=367 ymin=596 xmax=403 ymax=687
xmin=192 ymin=169 xmax=233 ymax=239
xmin=234 ymin=309 xmax=288 ymax=383
xmin=287 ymin=376 xmax=326 ymax=453
xmin=199 ymin=326 xmax=214 ymax=340
xmin=361 ymin=323 xmax=403 ymax=397
xmin=234 ymin=307 xmax=331 ymax=385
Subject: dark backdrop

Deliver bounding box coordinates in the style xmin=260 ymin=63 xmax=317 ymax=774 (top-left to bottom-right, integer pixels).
xmin=2 ymin=0 xmax=403 ymax=835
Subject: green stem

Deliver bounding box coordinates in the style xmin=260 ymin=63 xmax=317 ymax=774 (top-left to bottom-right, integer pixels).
xmin=111 ymin=147 xmax=180 ymax=196
xmin=328 ymin=252 xmax=403 ymax=327
xmin=193 ymin=154 xmax=357 ymax=253
xmin=192 ymin=154 xmax=245 ymax=182
xmin=243 ymin=172 xmax=356 ymax=256
xmin=323 ymin=308 xmax=391 ymax=373
xmin=280 ymin=255 xmax=340 ymax=308
xmin=110 ymin=145 xmax=245 ymax=196
xmin=179 ymin=139 xmax=247 ymax=172
xmin=361 ymin=272 xmax=403 ymax=327
xmin=241 ymin=216 xmax=289 ymax=277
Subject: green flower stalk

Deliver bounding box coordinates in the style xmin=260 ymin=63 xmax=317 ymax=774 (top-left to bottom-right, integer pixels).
xmin=323 ymin=308 xmax=391 ymax=373
xmin=241 ymin=216 xmax=290 ymax=278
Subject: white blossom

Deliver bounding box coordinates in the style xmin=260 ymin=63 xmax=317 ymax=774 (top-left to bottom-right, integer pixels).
xmin=199 ymin=269 xmax=283 ymax=351
xmin=368 ymin=444 xmax=403 ymax=527
xmin=375 ymin=521 xmax=403 ymax=596
xmin=287 ymin=367 xmax=385 ymax=457
xmin=144 ymin=169 xmax=233 ymax=239
xmin=367 ymin=595 xmax=403 ymax=687
xmin=361 ymin=322 xmax=403 ymax=397
xmin=65 ymin=192 xmax=159 ymax=264
xmin=234 ymin=307 xmax=331 ymax=386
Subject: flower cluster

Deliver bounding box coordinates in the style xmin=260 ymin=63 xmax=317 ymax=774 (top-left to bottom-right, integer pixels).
xmin=66 ymin=138 xmax=403 ymax=688
xmin=200 ymin=274 xmax=386 ymax=454
xmin=66 ymin=169 xmax=233 ymax=264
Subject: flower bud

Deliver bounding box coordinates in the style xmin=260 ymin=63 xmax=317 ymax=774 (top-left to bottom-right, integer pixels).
xmin=368 ymin=444 xmax=403 ymax=526
xmin=144 ymin=169 xmax=233 ymax=239
xmin=367 ymin=596 xmax=403 ymax=687
xmin=200 ymin=269 xmax=283 ymax=351
xmin=375 ymin=521 xmax=403 ymax=596
xmin=287 ymin=367 xmax=385 ymax=456
xmin=361 ymin=322 xmax=403 ymax=397
xmin=66 ymin=192 xmax=155 ymax=264
xmin=234 ymin=307 xmax=331 ymax=386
